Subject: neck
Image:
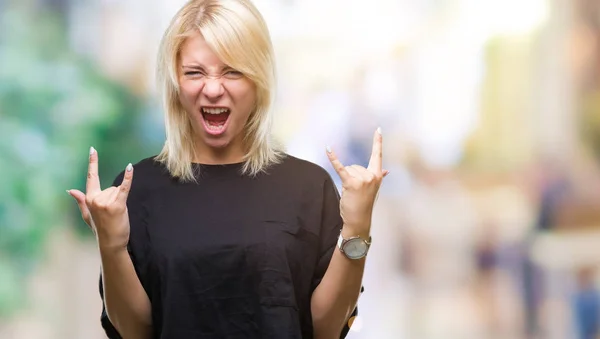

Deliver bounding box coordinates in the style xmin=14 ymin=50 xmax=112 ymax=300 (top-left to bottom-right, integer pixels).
xmin=192 ymin=140 xmax=246 ymax=165
xmin=193 ymin=151 xmax=244 ymax=165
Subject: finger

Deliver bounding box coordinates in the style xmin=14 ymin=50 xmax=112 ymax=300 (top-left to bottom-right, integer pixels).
xmin=106 ymin=186 xmax=121 ymax=205
xmin=91 ymin=187 xmax=119 ymax=210
xmin=116 ymin=163 xmax=134 ymax=204
xmin=67 ymin=189 xmax=92 ymax=227
xmin=345 ymin=166 xmax=363 ymax=180
xmin=367 ymin=127 xmax=383 ymax=174
xmin=383 ymin=169 xmax=390 ymax=177
xmin=348 ymin=165 xmax=371 ymax=181
xmin=86 ymin=147 xmax=101 ymax=195
xmin=326 ymin=146 xmax=351 ymax=182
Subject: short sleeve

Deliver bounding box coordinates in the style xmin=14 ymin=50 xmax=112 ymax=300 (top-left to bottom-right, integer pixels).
xmin=311 ymin=176 xmax=343 ymax=290
xmin=98 ymin=170 xmax=145 ymax=339
xmin=311 ymin=175 xmax=361 ymax=339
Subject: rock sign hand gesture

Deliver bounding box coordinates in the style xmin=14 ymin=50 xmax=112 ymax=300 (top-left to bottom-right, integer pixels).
xmin=67 ymin=147 xmax=133 ymax=251
xmin=326 ymin=128 xmax=388 ymax=234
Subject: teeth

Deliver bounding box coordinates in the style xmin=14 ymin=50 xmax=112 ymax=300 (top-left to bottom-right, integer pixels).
xmin=202 ymin=107 xmax=229 ymax=114
xmin=206 ymin=123 xmax=225 ymax=131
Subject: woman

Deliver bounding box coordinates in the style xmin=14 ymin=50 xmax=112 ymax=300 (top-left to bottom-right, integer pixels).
xmin=67 ymin=0 xmax=387 ymax=338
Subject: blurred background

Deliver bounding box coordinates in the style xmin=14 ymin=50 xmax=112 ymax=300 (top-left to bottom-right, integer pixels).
xmin=1 ymin=0 xmax=600 ymax=338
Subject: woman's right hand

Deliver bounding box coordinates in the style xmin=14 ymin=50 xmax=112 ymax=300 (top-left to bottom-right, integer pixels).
xmin=67 ymin=147 xmax=133 ymax=251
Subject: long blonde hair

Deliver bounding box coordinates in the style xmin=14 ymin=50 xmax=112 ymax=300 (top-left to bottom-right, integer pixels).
xmin=155 ymin=0 xmax=284 ymax=182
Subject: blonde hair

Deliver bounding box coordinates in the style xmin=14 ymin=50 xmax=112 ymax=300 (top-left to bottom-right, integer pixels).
xmin=155 ymin=0 xmax=284 ymax=182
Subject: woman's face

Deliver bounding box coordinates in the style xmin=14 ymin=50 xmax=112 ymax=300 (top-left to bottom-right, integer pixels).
xmin=178 ymin=31 xmax=256 ymax=160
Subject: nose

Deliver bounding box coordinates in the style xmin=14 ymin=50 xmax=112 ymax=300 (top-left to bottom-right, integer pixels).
xmin=201 ymin=77 xmax=225 ymax=100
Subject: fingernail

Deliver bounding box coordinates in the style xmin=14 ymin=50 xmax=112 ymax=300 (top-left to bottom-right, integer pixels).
xmin=377 ymin=127 xmax=382 ymax=135
xmin=89 ymin=146 xmax=96 ymax=155
xmin=126 ymin=163 xmax=133 ymax=172
xmin=66 ymin=189 xmax=71 ymax=195
xmin=326 ymin=146 xmax=332 ymax=154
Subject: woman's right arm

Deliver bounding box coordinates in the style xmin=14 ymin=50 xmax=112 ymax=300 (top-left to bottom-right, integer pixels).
xmin=99 ymin=245 xmax=152 ymax=339
xmin=68 ymin=148 xmax=152 ymax=339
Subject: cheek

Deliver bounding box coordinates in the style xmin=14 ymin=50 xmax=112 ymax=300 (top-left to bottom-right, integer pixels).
xmin=179 ymin=81 xmax=201 ymax=109
xmin=231 ymin=82 xmax=257 ymax=116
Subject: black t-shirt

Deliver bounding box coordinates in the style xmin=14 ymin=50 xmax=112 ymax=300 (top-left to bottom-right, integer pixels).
xmin=99 ymin=155 xmax=357 ymax=339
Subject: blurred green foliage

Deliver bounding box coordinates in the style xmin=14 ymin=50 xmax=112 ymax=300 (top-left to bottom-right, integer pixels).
xmin=0 ymin=4 xmax=161 ymax=318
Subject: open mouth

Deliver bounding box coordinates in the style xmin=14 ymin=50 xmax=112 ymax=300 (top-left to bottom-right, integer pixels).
xmin=201 ymin=107 xmax=231 ymax=135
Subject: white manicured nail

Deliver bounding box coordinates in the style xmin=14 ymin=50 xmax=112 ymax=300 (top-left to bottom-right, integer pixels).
xmin=326 ymin=146 xmax=332 ymax=154
xmin=89 ymin=146 xmax=96 ymax=155
xmin=126 ymin=163 xmax=133 ymax=172
xmin=377 ymin=127 xmax=382 ymax=135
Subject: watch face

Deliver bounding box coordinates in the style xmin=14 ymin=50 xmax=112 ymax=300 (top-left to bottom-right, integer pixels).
xmin=343 ymin=238 xmax=368 ymax=259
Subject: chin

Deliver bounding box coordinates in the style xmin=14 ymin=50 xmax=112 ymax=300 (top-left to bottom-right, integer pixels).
xmin=202 ymin=136 xmax=232 ymax=149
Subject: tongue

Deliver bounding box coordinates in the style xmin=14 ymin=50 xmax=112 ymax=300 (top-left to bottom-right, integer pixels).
xmin=204 ymin=113 xmax=229 ymax=125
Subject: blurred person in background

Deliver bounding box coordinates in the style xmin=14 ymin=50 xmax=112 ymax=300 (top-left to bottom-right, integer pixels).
xmin=522 ymin=159 xmax=571 ymax=338
xmin=65 ymin=0 xmax=388 ymax=338
xmin=572 ymin=266 xmax=600 ymax=339
xmin=473 ymin=223 xmax=501 ymax=335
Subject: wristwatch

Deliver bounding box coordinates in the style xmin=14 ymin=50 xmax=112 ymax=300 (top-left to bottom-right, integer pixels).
xmin=337 ymin=231 xmax=371 ymax=260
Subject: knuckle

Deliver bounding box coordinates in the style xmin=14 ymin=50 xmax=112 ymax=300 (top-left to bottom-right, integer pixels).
xmin=93 ymin=198 xmax=109 ymax=210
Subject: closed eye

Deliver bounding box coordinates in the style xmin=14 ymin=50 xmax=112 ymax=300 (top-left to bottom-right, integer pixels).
xmin=224 ymin=70 xmax=244 ymax=79
xmin=184 ymin=71 xmax=204 ymax=76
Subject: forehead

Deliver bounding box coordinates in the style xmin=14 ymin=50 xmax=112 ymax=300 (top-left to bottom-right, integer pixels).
xmin=179 ymin=31 xmax=225 ymax=68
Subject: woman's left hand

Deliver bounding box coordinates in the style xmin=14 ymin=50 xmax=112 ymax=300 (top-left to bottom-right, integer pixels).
xmin=327 ymin=128 xmax=388 ymax=235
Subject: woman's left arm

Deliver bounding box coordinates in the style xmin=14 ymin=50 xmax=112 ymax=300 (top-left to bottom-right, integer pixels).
xmin=311 ymin=128 xmax=386 ymax=339
xmin=311 ymin=228 xmax=368 ymax=338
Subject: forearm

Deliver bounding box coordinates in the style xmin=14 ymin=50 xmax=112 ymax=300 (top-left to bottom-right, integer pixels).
xmin=100 ymin=245 xmax=152 ymax=339
xmin=311 ymin=227 xmax=367 ymax=339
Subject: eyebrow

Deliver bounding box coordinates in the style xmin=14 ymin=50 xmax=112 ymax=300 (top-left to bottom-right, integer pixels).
xmin=181 ymin=64 xmax=232 ymax=71
xmin=181 ymin=64 xmax=205 ymax=70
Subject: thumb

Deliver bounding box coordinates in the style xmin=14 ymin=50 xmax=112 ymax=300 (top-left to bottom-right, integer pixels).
xmin=67 ymin=189 xmax=92 ymax=227
xmin=67 ymin=189 xmax=85 ymax=205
